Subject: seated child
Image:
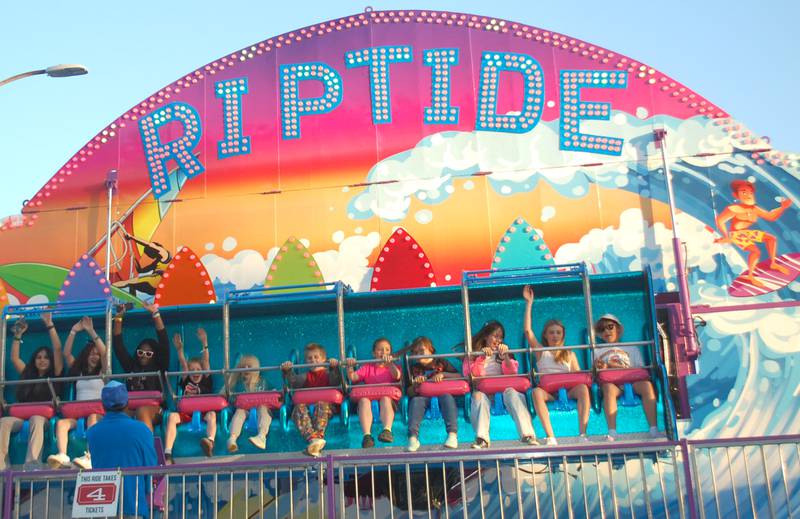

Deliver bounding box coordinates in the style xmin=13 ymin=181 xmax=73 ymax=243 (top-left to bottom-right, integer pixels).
xmin=226 ymin=354 xmax=272 ymax=452
xmin=466 ymin=320 xmax=537 ymax=449
xmin=406 ymin=336 xmax=460 ymax=452
xmin=593 ymin=314 xmax=658 ymax=440
xmin=345 ymin=337 xmax=402 ymax=448
xmin=524 ymin=285 xmax=591 ymax=445
xmin=281 ymin=343 xmax=341 ymax=457
xmin=164 ymin=328 xmax=216 ymax=463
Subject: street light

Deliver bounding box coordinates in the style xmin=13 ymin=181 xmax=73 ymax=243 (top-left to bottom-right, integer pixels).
xmin=0 ymin=64 xmax=88 ymax=88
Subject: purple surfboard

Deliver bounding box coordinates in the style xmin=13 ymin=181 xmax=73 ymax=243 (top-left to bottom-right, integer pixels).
xmin=728 ymin=253 xmax=800 ymax=297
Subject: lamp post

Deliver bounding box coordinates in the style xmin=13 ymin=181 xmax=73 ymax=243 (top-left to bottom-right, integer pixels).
xmin=0 ymin=64 xmax=88 ymax=88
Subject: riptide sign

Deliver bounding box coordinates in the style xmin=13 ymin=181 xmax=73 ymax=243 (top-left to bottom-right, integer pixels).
xmin=72 ymin=471 xmax=120 ymax=518
xmin=139 ymin=47 xmax=629 ymax=199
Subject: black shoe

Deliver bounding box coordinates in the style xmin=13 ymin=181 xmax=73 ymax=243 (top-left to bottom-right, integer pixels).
xmin=377 ymin=429 xmax=394 ymax=443
xmin=164 ymin=453 xmax=174 ymax=465
xmin=362 ymin=434 xmax=375 ymax=448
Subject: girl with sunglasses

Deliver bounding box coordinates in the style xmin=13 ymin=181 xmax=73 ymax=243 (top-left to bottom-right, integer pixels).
xmin=593 ymin=314 xmax=658 ymax=440
xmin=523 ymin=286 xmax=591 ymax=445
xmin=112 ymin=301 xmax=170 ymax=431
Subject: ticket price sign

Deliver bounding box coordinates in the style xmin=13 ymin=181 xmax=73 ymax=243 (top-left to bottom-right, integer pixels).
xmin=72 ymin=471 xmax=120 ymax=518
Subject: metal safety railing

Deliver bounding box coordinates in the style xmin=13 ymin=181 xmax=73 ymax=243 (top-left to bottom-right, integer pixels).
xmin=1 ymin=434 xmax=797 ymax=518
xmin=686 ymin=434 xmax=800 ymax=519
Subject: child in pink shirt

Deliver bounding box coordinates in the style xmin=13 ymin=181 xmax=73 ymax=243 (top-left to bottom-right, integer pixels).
xmin=346 ymin=338 xmax=402 ymax=448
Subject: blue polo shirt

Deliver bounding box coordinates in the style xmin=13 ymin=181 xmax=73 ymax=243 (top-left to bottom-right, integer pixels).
xmin=87 ymin=411 xmax=158 ymax=517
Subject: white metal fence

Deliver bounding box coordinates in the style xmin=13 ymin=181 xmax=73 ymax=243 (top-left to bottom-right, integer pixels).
xmin=1 ymin=436 xmax=798 ymax=518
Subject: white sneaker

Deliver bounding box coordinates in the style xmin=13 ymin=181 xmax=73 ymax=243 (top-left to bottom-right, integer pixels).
xmin=73 ymin=453 xmax=92 ymax=470
xmin=545 ymin=437 xmax=558 ymax=446
xmin=407 ymin=436 xmax=420 ymax=452
xmin=444 ymin=432 xmax=458 ymax=449
xmin=47 ymin=453 xmax=71 ymax=469
xmin=248 ymin=435 xmax=267 ymax=450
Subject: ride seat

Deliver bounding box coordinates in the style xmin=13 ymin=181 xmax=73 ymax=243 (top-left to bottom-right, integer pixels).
xmin=475 ymin=376 xmax=532 ymax=416
xmin=232 ymin=391 xmax=285 ymax=434
xmin=127 ymin=390 xmax=163 ymax=410
xmin=7 ymin=402 xmax=58 ymax=452
xmin=537 ymin=373 xmax=593 ymax=411
xmin=413 ymin=380 xmax=470 ymax=421
xmin=61 ymin=400 xmax=106 ymax=440
xmin=176 ymin=395 xmax=229 ymax=434
xmin=596 ymin=368 xmax=650 ymax=406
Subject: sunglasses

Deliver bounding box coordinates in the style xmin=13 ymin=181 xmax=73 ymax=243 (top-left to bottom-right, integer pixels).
xmin=597 ymin=323 xmax=617 ymax=332
xmin=136 ymin=349 xmax=154 ymax=359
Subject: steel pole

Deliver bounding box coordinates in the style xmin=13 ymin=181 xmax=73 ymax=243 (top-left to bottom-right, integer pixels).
xmin=654 ymin=129 xmax=699 ymax=357
xmin=104 ymin=170 xmax=118 ymax=283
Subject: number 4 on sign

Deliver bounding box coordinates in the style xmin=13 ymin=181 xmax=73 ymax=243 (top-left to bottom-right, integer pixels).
xmin=72 ymin=471 xmax=121 ymax=518
xmin=84 ymin=485 xmax=112 ymax=503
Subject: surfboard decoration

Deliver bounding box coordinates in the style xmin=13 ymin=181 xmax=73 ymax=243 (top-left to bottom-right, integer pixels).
xmin=264 ymin=236 xmax=325 ymax=293
xmin=370 ymin=228 xmax=436 ymax=291
xmin=728 ymin=253 xmax=800 ymax=297
xmin=154 ymin=246 xmax=217 ymax=305
xmin=491 ymin=217 xmax=555 ymax=270
xmin=217 ymin=487 xmax=276 ymax=518
xmin=57 ymin=254 xmax=112 ymax=303
xmin=0 ymin=263 xmax=139 ymax=305
xmin=88 ymin=167 xmax=189 ymax=284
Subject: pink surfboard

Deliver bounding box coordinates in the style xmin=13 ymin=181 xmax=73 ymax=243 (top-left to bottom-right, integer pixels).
xmin=728 ymin=253 xmax=800 ymax=297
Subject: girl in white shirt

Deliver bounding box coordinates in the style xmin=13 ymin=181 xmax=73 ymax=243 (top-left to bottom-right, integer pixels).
xmin=47 ymin=317 xmax=106 ymax=469
xmin=523 ymin=286 xmax=590 ymax=445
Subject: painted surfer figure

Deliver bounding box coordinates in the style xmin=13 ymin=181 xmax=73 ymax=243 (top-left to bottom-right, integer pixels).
xmin=715 ymin=180 xmax=792 ymax=287
xmin=112 ymin=231 xmax=172 ymax=296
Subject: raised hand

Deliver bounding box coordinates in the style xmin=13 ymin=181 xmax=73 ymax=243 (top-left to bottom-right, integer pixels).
xmin=81 ymin=316 xmax=95 ymax=333
xmin=41 ymin=312 xmax=54 ymax=327
xmin=71 ymin=320 xmax=84 ymax=335
xmin=114 ymin=304 xmax=127 ymax=318
xmin=173 ymin=333 xmax=184 ymax=352
xmin=196 ymin=328 xmax=208 ymax=347
xmin=522 ymin=285 xmax=535 ymax=303
xmin=12 ymin=318 xmax=28 ymax=337
xmin=141 ymin=300 xmax=159 ymax=314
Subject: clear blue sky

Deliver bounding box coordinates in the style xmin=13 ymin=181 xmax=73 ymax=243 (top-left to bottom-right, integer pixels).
xmin=1 ymin=1 xmax=797 ymax=218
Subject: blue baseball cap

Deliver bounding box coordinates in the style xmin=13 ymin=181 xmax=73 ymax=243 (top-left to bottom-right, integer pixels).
xmin=101 ymin=381 xmax=129 ymax=410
